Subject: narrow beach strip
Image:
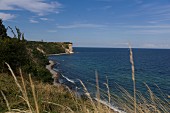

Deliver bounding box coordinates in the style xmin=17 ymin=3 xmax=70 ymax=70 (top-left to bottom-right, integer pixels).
xmin=46 ymin=60 xmax=60 ymax=86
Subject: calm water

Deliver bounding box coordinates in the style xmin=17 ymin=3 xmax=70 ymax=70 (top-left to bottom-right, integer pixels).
xmin=48 ymin=48 xmax=170 ymax=97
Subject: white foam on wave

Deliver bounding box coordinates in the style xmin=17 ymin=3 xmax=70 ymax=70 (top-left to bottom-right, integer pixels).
xmin=61 ymin=73 xmax=75 ymax=84
xmin=53 ymin=68 xmax=59 ymax=72
xmin=53 ymin=68 xmax=75 ymax=84
xmin=94 ymin=98 xmax=126 ymax=113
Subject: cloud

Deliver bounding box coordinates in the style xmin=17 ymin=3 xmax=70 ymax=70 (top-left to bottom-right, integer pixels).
xmin=122 ymin=24 xmax=170 ymax=34
xmin=121 ymin=3 xmax=170 ymax=24
xmin=134 ymin=0 xmax=143 ymax=4
xmin=125 ymin=29 xmax=170 ymax=35
xmin=0 ymin=0 xmax=61 ymax=16
xmin=29 ymin=19 xmax=39 ymax=23
xmin=142 ymin=43 xmax=170 ymax=48
xmin=47 ymin=30 xmax=58 ymax=33
xmin=40 ymin=18 xmax=48 ymax=21
xmin=57 ymin=23 xmax=107 ymax=29
xmin=127 ymin=25 xmax=170 ymax=29
xmin=135 ymin=3 xmax=170 ymax=23
xmin=87 ymin=5 xmax=112 ymax=12
xmin=136 ymin=29 xmax=170 ymax=34
xmin=0 ymin=12 xmax=15 ymax=20
xmin=102 ymin=6 xmax=112 ymax=9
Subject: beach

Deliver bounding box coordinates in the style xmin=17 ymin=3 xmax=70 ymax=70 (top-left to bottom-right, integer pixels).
xmin=46 ymin=60 xmax=60 ymax=86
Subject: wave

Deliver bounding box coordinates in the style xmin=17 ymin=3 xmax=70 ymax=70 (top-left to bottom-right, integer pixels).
xmin=53 ymin=68 xmax=59 ymax=72
xmin=61 ymin=73 xmax=75 ymax=84
xmin=53 ymin=68 xmax=76 ymax=84
xmin=94 ymin=98 xmax=126 ymax=113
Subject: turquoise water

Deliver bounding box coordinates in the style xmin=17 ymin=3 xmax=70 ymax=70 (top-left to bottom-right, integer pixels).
xmin=48 ymin=48 xmax=170 ymax=97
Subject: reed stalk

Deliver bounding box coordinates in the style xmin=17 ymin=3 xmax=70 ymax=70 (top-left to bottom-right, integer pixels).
xmin=1 ymin=91 xmax=11 ymax=112
xmin=129 ymin=45 xmax=136 ymax=113
xmin=29 ymin=74 xmax=39 ymax=113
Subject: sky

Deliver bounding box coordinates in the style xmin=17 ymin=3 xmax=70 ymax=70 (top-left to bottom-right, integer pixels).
xmin=1 ymin=0 xmax=170 ymax=48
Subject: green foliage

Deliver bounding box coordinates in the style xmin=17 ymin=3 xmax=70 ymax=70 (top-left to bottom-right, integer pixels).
xmin=0 ymin=38 xmax=28 ymax=72
xmin=15 ymin=26 xmax=25 ymax=41
xmin=22 ymin=33 xmax=25 ymax=41
xmin=0 ymin=19 xmax=7 ymax=39
xmin=0 ymin=21 xmax=71 ymax=82
xmin=15 ymin=26 xmax=21 ymax=40
xmin=0 ymin=21 xmax=51 ymax=82
xmin=27 ymin=41 xmax=67 ymax=54
xmin=7 ymin=26 xmax=16 ymax=38
xmin=0 ymin=38 xmax=53 ymax=82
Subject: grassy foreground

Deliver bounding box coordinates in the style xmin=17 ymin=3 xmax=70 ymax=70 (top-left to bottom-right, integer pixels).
xmin=0 ymin=63 xmax=169 ymax=113
xmin=0 ymin=65 xmax=113 ymax=113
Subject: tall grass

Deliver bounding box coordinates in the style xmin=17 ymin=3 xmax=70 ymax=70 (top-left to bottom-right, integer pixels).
xmin=129 ymin=45 xmax=136 ymax=113
xmin=1 ymin=48 xmax=170 ymax=113
xmin=1 ymin=63 xmax=114 ymax=113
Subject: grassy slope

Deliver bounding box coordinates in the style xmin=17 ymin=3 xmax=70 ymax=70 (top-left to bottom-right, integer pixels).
xmin=27 ymin=41 xmax=72 ymax=54
xmin=23 ymin=41 xmax=72 ymax=82
xmin=0 ymin=72 xmax=112 ymax=113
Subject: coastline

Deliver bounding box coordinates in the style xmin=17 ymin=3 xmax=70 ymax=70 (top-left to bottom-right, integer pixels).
xmin=46 ymin=50 xmax=128 ymax=113
xmin=46 ymin=60 xmax=60 ymax=86
xmin=46 ymin=51 xmax=74 ymax=86
xmin=47 ymin=52 xmax=74 ymax=56
xmin=46 ymin=54 xmax=125 ymax=113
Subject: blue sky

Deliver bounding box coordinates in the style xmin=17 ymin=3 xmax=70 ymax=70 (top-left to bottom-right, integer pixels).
xmin=1 ymin=0 xmax=170 ymax=48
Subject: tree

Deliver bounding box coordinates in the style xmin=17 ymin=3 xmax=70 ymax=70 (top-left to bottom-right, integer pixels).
xmin=0 ymin=19 xmax=7 ymax=39
xmin=22 ymin=33 xmax=25 ymax=41
xmin=8 ymin=26 xmax=16 ymax=38
xmin=15 ymin=26 xmax=21 ymax=40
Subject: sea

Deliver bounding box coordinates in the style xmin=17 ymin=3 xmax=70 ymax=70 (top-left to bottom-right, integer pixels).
xmin=48 ymin=47 xmax=170 ymax=111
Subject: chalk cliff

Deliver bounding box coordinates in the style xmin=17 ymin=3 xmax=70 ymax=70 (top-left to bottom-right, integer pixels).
xmin=65 ymin=43 xmax=74 ymax=54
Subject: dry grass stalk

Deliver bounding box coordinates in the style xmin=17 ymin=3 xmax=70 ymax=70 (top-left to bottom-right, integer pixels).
xmin=1 ymin=91 xmax=11 ymax=112
xmin=5 ymin=63 xmax=32 ymax=112
xmin=95 ymin=70 xmax=101 ymax=109
xmin=103 ymin=76 xmax=111 ymax=113
xmin=106 ymin=76 xmax=111 ymax=104
xmin=19 ymin=68 xmax=32 ymax=112
xmin=5 ymin=63 xmax=33 ymax=112
xmin=42 ymin=101 xmax=74 ymax=113
xmin=29 ymin=74 xmax=39 ymax=113
xmin=144 ymin=83 xmax=155 ymax=104
xmin=129 ymin=45 xmax=136 ymax=113
xmin=78 ymin=79 xmax=97 ymax=112
xmin=5 ymin=62 xmax=23 ymax=94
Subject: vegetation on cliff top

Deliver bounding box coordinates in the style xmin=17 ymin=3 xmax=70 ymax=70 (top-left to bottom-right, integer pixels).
xmin=0 ymin=19 xmax=71 ymax=82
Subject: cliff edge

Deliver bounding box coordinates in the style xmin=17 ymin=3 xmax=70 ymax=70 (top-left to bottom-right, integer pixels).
xmin=63 ymin=43 xmax=74 ymax=54
xmin=28 ymin=41 xmax=73 ymax=55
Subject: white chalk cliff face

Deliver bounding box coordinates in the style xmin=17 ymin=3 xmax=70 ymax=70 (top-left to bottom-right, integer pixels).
xmin=65 ymin=44 xmax=74 ymax=54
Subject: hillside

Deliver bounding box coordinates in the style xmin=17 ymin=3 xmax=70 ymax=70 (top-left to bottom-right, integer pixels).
xmin=0 ymin=19 xmax=72 ymax=83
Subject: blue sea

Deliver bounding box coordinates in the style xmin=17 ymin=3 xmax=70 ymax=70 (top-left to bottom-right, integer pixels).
xmin=48 ymin=48 xmax=170 ymax=99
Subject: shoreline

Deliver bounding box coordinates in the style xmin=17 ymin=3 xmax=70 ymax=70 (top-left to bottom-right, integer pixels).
xmin=47 ymin=52 xmax=74 ymax=56
xmin=46 ymin=60 xmax=60 ymax=86
xmin=46 ymin=54 xmax=126 ymax=113
xmin=45 ymin=58 xmax=125 ymax=113
xmin=46 ymin=52 xmax=74 ymax=85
